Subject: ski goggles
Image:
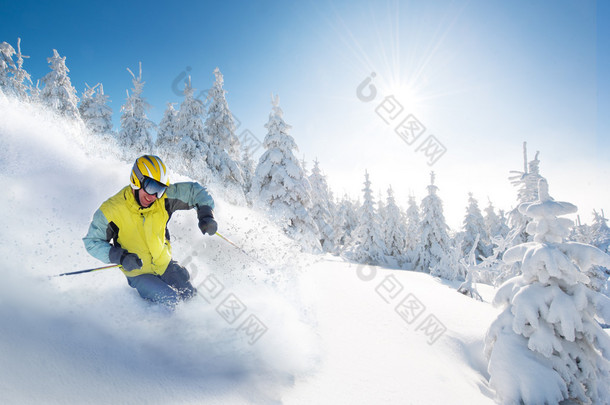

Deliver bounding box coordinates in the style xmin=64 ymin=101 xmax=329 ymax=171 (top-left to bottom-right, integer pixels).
xmin=141 ymin=177 xmax=168 ymax=198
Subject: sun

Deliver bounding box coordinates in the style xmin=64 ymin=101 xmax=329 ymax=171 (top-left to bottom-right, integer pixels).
xmin=382 ymin=79 xmax=423 ymax=113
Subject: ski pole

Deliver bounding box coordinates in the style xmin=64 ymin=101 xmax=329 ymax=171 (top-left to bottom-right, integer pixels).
xmin=215 ymin=232 xmax=267 ymax=267
xmin=51 ymin=264 xmax=120 ymax=278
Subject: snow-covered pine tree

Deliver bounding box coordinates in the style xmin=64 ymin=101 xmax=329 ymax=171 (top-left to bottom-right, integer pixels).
xmin=29 ymin=80 xmax=41 ymax=103
xmin=41 ymin=49 xmax=80 ymax=120
xmin=117 ymin=63 xmax=154 ymax=158
xmin=485 ymin=179 xmax=610 ymax=405
xmin=170 ymin=76 xmax=209 ymax=179
xmin=79 ymin=83 xmax=113 ymax=136
xmin=300 ymin=156 xmax=309 ymax=177
xmin=155 ymin=102 xmax=179 ymax=154
xmin=404 ymin=194 xmax=420 ymax=267
xmin=507 ymin=142 xmax=545 ymax=245
xmin=484 ymin=199 xmax=509 ymax=240
xmin=0 ymin=41 xmax=16 ymax=96
xmin=462 ymin=193 xmax=491 ymax=261
xmin=250 ymin=94 xmax=321 ymax=253
xmin=377 ymin=189 xmax=387 ymax=226
xmin=591 ymin=209 xmax=610 ymax=254
xmin=570 ymin=215 xmax=593 ymax=244
xmin=241 ymin=142 xmax=256 ymax=198
xmin=10 ymin=38 xmax=31 ymax=100
xmin=414 ymin=172 xmax=456 ymax=279
xmin=587 ymin=209 xmax=610 ymax=293
xmin=336 ymin=194 xmax=359 ymax=249
xmin=346 ymin=171 xmax=387 ymax=265
xmin=203 ymin=67 xmax=243 ymax=191
xmin=0 ymin=38 xmax=31 ymax=99
xmin=384 ymin=186 xmax=407 ymax=267
xmin=309 ymin=159 xmax=337 ymax=253
xmin=457 ymin=234 xmax=484 ymax=301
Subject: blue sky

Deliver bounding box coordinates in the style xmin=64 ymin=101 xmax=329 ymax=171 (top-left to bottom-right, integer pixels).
xmin=1 ymin=0 xmax=607 ymax=228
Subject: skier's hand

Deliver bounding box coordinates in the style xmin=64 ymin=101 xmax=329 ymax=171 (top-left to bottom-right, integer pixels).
xmin=199 ymin=217 xmax=218 ymax=236
xmin=121 ymin=253 xmax=143 ymax=272
xmin=197 ymin=205 xmax=217 ymax=236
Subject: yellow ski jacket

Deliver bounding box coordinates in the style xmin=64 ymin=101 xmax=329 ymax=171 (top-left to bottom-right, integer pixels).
xmin=83 ymin=182 xmax=214 ymax=277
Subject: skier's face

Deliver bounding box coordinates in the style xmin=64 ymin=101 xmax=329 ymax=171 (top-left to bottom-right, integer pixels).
xmin=138 ymin=187 xmax=158 ymax=207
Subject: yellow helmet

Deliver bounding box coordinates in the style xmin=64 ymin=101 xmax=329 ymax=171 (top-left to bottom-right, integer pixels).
xmin=130 ymin=155 xmax=170 ymax=190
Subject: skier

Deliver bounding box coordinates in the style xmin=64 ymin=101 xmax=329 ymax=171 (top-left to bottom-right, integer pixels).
xmin=83 ymin=155 xmax=217 ymax=307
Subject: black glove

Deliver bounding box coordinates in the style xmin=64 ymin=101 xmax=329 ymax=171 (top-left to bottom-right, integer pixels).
xmin=121 ymin=253 xmax=143 ymax=271
xmin=198 ymin=205 xmax=218 ymax=236
xmin=109 ymin=246 xmax=142 ymax=272
xmin=199 ymin=217 xmax=218 ymax=236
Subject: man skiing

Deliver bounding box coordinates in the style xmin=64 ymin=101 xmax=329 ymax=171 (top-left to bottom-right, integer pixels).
xmin=83 ymin=155 xmax=217 ymax=307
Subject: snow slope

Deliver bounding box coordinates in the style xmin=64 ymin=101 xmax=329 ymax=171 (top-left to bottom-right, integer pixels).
xmin=0 ymin=96 xmax=501 ymax=404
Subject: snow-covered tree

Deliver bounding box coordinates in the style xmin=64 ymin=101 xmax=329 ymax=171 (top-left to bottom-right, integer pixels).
xmin=588 ymin=210 xmax=610 ymax=293
xmin=241 ymin=143 xmax=256 ymax=197
xmin=346 ymin=171 xmax=387 ymax=265
xmin=413 ymin=172 xmax=456 ymax=279
xmin=591 ymin=209 xmax=610 ymax=253
xmin=155 ymin=102 xmax=179 ymax=153
xmin=10 ymin=38 xmax=31 ymax=99
xmin=203 ymin=67 xmax=243 ymax=189
xmin=484 ymin=200 xmax=509 ymax=240
xmin=462 ymin=193 xmax=490 ymax=261
xmin=79 ymin=83 xmax=113 ymax=136
xmin=170 ymin=77 xmax=208 ymax=177
xmin=336 ymin=195 xmax=359 ymax=249
xmin=0 ymin=41 xmax=16 ymax=95
xmin=377 ymin=190 xmax=387 ymax=226
xmin=485 ymin=179 xmax=610 ymax=405
xmin=507 ymin=142 xmax=545 ymax=245
xmin=570 ymin=216 xmax=593 ymax=244
xmin=384 ymin=186 xmax=407 ymax=267
xmin=41 ymin=49 xmax=80 ymax=120
xmin=118 ymin=63 xmax=154 ymax=158
xmin=0 ymin=38 xmax=31 ymax=99
xmin=457 ymin=234 xmax=484 ymax=301
xmin=29 ymin=80 xmax=41 ymax=103
xmin=309 ymin=159 xmax=337 ymax=253
xmin=300 ymin=156 xmax=309 ymax=177
xmin=404 ymin=194 xmax=420 ymax=266
xmin=251 ymin=94 xmax=321 ymax=252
